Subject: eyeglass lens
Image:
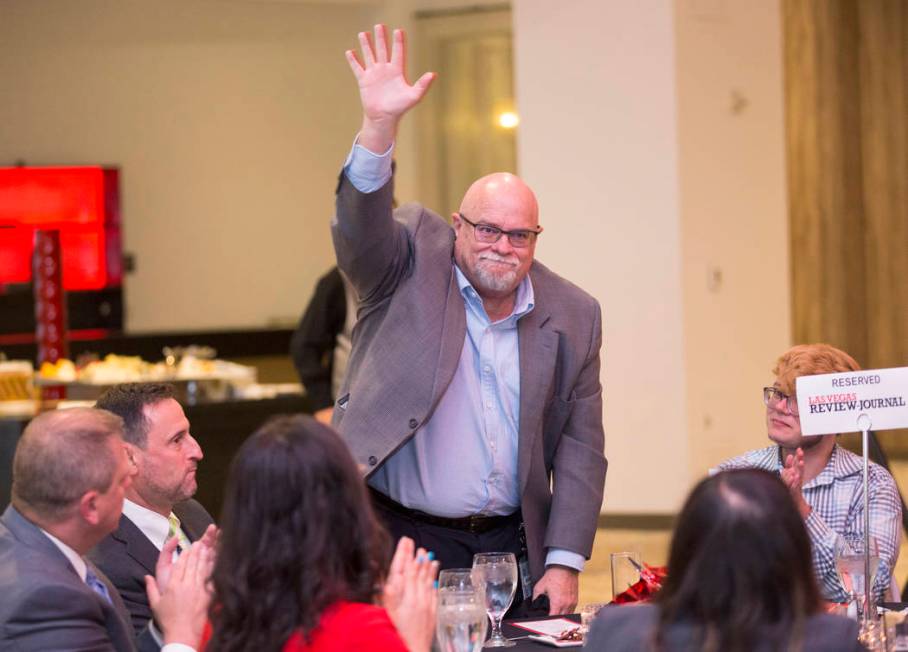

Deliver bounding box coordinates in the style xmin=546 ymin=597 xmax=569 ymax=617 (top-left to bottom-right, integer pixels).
xmin=473 ymin=224 xmax=533 ymax=247
xmin=764 ymin=387 xmax=799 ymax=415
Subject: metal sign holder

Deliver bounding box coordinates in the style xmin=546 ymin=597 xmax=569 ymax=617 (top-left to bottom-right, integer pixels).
xmin=857 ymin=413 xmax=873 ymax=622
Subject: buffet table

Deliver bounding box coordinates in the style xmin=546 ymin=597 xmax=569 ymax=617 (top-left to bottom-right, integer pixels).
xmin=0 ymin=393 xmax=311 ymax=517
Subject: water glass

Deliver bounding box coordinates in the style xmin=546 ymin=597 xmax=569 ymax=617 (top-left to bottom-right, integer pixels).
xmin=473 ymin=552 xmax=518 ymax=648
xmin=835 ymin=535 xmax=881 ymax=625
xmin=436 ymin=589 xmax=488 ymax=652
xmin=610 ymin=551 xmax=641 ymax=599
xmin=439 ymin=568 xmax=483 ymax=593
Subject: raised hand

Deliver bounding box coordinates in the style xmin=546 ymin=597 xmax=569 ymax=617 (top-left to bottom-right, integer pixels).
xmin=345 ymin=25 xmax=435 ymax=153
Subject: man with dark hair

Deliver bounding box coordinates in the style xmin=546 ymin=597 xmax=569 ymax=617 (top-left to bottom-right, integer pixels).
xmin=90 ymin=383 xmax=215 ymax=634
xmin=0 ymin=407 xmax=210 ymax=651
xmin=718 ymin=343 xmax=902 ymax=602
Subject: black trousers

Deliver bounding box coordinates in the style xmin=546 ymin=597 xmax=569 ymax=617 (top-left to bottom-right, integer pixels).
xmin=371 ymin=496 xmax=548 ymax=618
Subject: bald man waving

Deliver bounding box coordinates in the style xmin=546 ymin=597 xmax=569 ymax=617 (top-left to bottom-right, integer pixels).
xmin=330 ymin=24 xmax=607 ymax=617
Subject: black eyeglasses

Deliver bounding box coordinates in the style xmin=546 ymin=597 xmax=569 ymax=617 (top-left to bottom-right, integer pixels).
xmin=457 ymin=213 xmax=542 ymax=248
xmin=763 ymin=386 xmax=799 ymax=416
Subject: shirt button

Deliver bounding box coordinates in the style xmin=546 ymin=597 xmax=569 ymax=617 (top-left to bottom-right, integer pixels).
xmin=408 ymin=418 xmax=419 ymax=429
xmin=368 ymin=456 xmax=378 ymax=466
xmin=484 ymin=365 xmax=492 ymax=373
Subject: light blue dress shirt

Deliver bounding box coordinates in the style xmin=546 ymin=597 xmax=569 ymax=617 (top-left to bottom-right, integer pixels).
xmin=344 ymin=140 xmax=584 ymax=572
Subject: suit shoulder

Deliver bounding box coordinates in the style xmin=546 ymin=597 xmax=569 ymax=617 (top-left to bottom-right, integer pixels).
xmin=174 ymin=499 xmax=215 ymax=536
xmin=804 ymin=613 xmax=860 ymax=649
xmin=586 ymin=604 xmax=656 ymax=649
xmin=394 ymin=202 xmax=450 ymax=236
xmin=530 ymin=261 xmax=600 ymax=312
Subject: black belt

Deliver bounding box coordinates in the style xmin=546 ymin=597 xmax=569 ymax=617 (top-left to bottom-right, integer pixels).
xmin=369 ymin=488 xmax=518 ymax=535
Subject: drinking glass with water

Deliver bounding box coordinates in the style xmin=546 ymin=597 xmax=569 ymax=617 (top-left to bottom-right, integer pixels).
xmin=473 ymin=552 xmax=518 ymax=648
xmin=436 ymin=588 xmax=488 ymax=652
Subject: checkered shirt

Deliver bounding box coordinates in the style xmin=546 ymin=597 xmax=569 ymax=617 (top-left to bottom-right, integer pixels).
xmin=718 ymin=443 xmax=902 ymax=603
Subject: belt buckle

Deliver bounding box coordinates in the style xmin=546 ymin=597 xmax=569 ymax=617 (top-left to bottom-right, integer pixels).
xmin=467 ymin=514 xmax=485 ymax=534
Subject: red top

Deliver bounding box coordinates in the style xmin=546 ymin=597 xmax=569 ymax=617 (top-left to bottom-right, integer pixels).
xmin=200 ymin=601 xmax=409 ymax=651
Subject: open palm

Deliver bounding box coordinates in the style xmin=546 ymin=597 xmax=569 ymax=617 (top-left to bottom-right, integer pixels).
xmin=346 ymin=25 xmax=435 ymax=129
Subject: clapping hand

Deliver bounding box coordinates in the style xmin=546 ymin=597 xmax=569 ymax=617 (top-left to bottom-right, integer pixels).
xmin=145 ymin=540 xmax=214 ymax=647
xmin=781 ymin=447 xmax=812 ymax=518
xmin=345 ymin=25 xmax=436 ymax=153
xmin=381 ymin=537 xmax=438 ymax=652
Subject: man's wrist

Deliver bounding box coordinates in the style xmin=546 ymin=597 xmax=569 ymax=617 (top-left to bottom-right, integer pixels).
xmin=358 ymin=116 xmax=398 ymax=154
xmin=544 ymin=549 xmax=585 ymax=572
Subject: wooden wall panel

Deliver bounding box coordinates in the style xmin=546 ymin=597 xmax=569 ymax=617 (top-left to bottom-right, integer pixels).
xmin=784 ymin=0 xmax=867 ymax=364
xmin=858 ymin=0 xmax=908 ymax=369
xmin=784 ymin=0 xmax=907 ymax=370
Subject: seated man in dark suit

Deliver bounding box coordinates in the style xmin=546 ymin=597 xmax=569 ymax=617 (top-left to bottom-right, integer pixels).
xmin=90 ymin=383 xmax=216 ymax=634
xmin=0 ymin=407 xmax=210 ymax=651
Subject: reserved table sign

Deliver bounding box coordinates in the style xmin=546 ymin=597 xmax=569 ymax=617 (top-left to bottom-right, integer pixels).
xmin=796 ymin=367 xmax=908 ymax=436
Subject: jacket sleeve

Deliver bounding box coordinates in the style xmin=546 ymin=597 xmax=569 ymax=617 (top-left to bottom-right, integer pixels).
xmin=543 ymin=300 xmax=607 ymax=560
xmin=332 ymin=173 xmax=412 ymax=310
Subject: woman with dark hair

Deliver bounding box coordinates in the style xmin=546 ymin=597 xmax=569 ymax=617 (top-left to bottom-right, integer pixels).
xmin=585 ymin=469 xmax=863 ymax=652
xmin=202 ymin=414 xmax=438 ymax=652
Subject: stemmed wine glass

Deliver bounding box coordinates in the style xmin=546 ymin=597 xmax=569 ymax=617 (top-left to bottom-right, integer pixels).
xmin=473 ymin=552 xmax=518 ymax=648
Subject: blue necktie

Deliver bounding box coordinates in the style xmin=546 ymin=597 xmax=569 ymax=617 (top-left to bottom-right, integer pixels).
xmin=85 ymin=566 xmax=112 ymax=605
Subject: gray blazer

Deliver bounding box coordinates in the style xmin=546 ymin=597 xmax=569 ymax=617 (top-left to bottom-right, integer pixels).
xmin=88 ymin=499 xmax=214 ymax=635
xmin=0 ymin=505 xmax=157 ymax=652
xmin=331 ymin=175 xmax=608 ymax=582
xmin=585 ymin=603 xmax=865 ymax=652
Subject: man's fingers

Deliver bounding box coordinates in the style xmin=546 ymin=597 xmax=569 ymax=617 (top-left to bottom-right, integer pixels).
xmin=358 ymin=31 xmax=376 ymax=66
xmin=345 ymin=50 xmax=364 ymax=79
xmin=145 ymin=575 xmax=160 ymax=608
xmin=373 ymin=24 xmax=389 ymax=63
xmin=413 ymin=72 xmax=436 ymax=99
xmin=154 ymin=536 xmax=178 ymax=588
xmin=390 ymin=28 xmax=404 ymax=67
xmin=199 ymin=524 xmax=219 ymax=551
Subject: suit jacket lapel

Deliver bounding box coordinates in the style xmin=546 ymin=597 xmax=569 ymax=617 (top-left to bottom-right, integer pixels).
xmin=173 ymin=500 xmax=212 ymax=542
xmin=517 ymin=278 xmax=558 ymax=494
xmin=112 ymin=515 xmax=158 ymax=575
xmin=85 ymin=557 xmax=136 ymax=651
xmin=430 ymin=267 xmax=468 ymax=403
xmin=1 ymin=506 xmax=136 ymax=652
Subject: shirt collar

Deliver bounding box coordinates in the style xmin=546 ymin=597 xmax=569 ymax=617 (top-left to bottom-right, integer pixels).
xmin=40 ymin=528 xmax=87 ymax=581
xmin=453 ymin=263 xmax=535 ymax=323
xmin=122 ymin=498 xmax=171 ymax=550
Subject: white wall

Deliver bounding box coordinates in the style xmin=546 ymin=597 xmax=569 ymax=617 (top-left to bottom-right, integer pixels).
xmin=0 ymin=0 xmax=384 ymax=332
xmin=513 ymin=0 xmax=690 ymax=513
xmin=675 ymin=0 xmax=792 ymax=475
xmin=514 ymin=0 xmax=791 ymax=512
